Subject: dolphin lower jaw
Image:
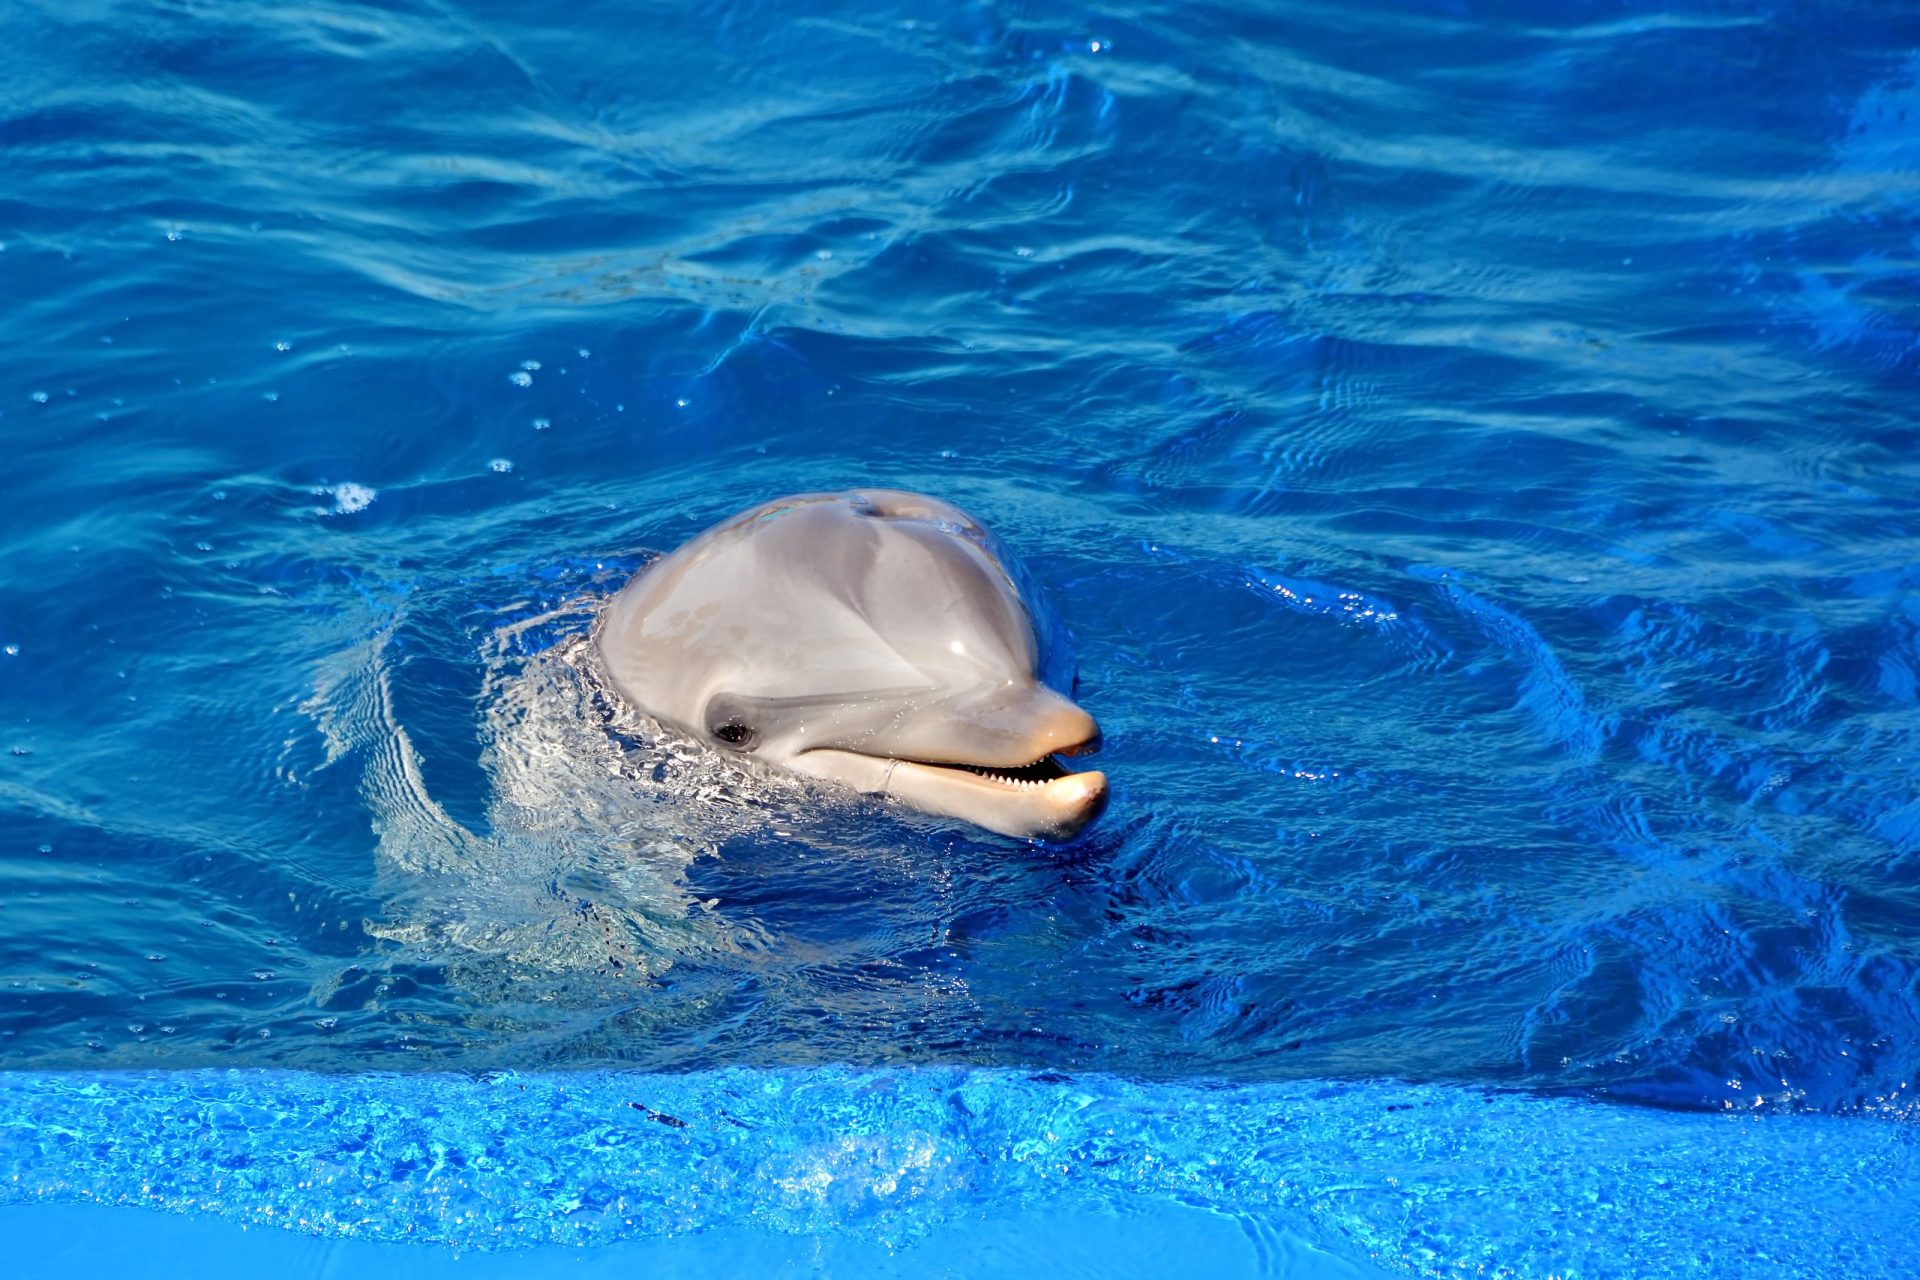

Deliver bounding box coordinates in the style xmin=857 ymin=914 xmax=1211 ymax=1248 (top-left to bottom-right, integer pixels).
xmin=787 ymin=749 xmax=1109 ymax=840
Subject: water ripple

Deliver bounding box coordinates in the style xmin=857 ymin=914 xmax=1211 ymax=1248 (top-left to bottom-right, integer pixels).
xmin=1 ymin=0 xmax=1917 ymax=1119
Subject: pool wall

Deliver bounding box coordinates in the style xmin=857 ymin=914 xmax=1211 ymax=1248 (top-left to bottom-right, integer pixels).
xmin=3 ymin=1066 xmax=1912 ymax=1277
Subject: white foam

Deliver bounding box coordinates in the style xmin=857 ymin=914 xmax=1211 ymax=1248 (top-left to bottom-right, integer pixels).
xmin=327 ymin=482 xmax=376 ymax=515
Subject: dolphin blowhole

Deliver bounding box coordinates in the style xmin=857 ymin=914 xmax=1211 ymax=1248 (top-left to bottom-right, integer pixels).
xmin=595 ymin=489 xmax=1108 ymax=839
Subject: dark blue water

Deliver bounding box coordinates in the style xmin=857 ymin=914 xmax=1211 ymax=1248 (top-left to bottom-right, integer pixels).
xmin=4 ymin=0 xmax=1920 ymax=1157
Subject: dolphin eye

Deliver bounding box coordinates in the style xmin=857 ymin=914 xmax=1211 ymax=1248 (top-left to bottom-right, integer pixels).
xmin=703 ymin=693 xmax=765 ymax=751
xmin=711 ymin=718 xmax=757 ymax=750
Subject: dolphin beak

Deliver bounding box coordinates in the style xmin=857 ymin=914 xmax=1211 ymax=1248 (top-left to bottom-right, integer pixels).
xmin=879 ymin=682 xmax=1100 ymax=769
xmin=788 ymin=682 xmax=1109 ymax=840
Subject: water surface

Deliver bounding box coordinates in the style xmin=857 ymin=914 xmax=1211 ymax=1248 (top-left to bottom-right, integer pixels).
xmin=2 ymin=0 xmax=1918 ymax=1122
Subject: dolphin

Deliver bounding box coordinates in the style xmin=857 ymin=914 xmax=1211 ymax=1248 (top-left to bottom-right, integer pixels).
xmin=595 ymin=489 xmax=1108 ymax=839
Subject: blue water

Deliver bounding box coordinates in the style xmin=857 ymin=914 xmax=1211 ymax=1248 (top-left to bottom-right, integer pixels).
xmin=3 ymin=0 xmax=1919 ymax=1273
xmin=5 ymin=1066 xmax=1917 ymax=1275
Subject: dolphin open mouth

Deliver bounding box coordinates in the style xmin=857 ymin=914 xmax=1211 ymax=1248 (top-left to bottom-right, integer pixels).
xmin=789 ymin=738 xmax=1108 ymax=841
xmin=783 ymin=697 xmax=1108 ymax=840
xmin=948 ymin=754 xmax=1073 ymax=788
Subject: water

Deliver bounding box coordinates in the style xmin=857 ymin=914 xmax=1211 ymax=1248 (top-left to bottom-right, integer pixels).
xmin=4 ymin=1065 xmax=1914 ymax=1273
xmin=2 ymin=0 xmax=1919 ymax=1269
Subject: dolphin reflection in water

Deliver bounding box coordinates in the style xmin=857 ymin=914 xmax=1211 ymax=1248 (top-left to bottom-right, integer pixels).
xmin=596 ymin=489 xmax=1107 ymax=841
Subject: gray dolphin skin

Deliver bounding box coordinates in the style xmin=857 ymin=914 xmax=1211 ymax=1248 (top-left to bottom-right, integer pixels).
xmin=595 ymin=489 xmax=1108 ymax=839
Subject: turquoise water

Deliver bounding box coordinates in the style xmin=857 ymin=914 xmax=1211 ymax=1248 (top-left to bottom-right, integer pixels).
xmin=5 ymin=1066 xmax=1915 ymax=1274
xmin=3 ymin=0 xmax=1919 ymax=1273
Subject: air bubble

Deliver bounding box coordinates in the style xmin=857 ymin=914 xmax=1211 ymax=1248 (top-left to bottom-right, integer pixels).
xmin=325 ymin=482 xmax=376 ymax=515
xmin=30 ymin=391 xmax=48 ymax=403
xmin=490 ymin=458 xmax=514 ymax=473
xmin=520 ymin=359 xmax=542 ymax=371
xmin=274 ymin=340 xmax=293 ymax=352
xmin=508 ymin=370 xmax=533 ymax=388
xmin=532 ymin=417 xmax=550 ymax=430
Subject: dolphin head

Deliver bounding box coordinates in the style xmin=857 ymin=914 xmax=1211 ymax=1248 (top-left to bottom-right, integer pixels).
xmin=595 ymin=490 xmax=1107 ymax=839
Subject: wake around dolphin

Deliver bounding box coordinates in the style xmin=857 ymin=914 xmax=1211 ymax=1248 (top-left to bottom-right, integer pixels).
xmin=595 ymin=489 xmax=1108 ymax=839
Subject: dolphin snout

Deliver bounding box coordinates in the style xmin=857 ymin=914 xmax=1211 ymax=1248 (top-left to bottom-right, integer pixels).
xmin=918 ymin=682 xmax=1100 ymax=767
xmin=1053 ymin=724 xmax=1102 ymax=758
xmin=1030 ymin=694 xmax=1100 ymax=758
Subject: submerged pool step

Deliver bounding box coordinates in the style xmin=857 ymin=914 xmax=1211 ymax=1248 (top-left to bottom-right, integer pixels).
xmin=1 ymin=1200 xmax=1385 ymax=1280
xmin=0 ymin=1067 xmax=1911 ymax=1278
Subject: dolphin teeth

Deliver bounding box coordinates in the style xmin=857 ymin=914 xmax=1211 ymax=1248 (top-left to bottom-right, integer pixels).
xmin=949 ymin=756 xmax=1069 ymax=788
